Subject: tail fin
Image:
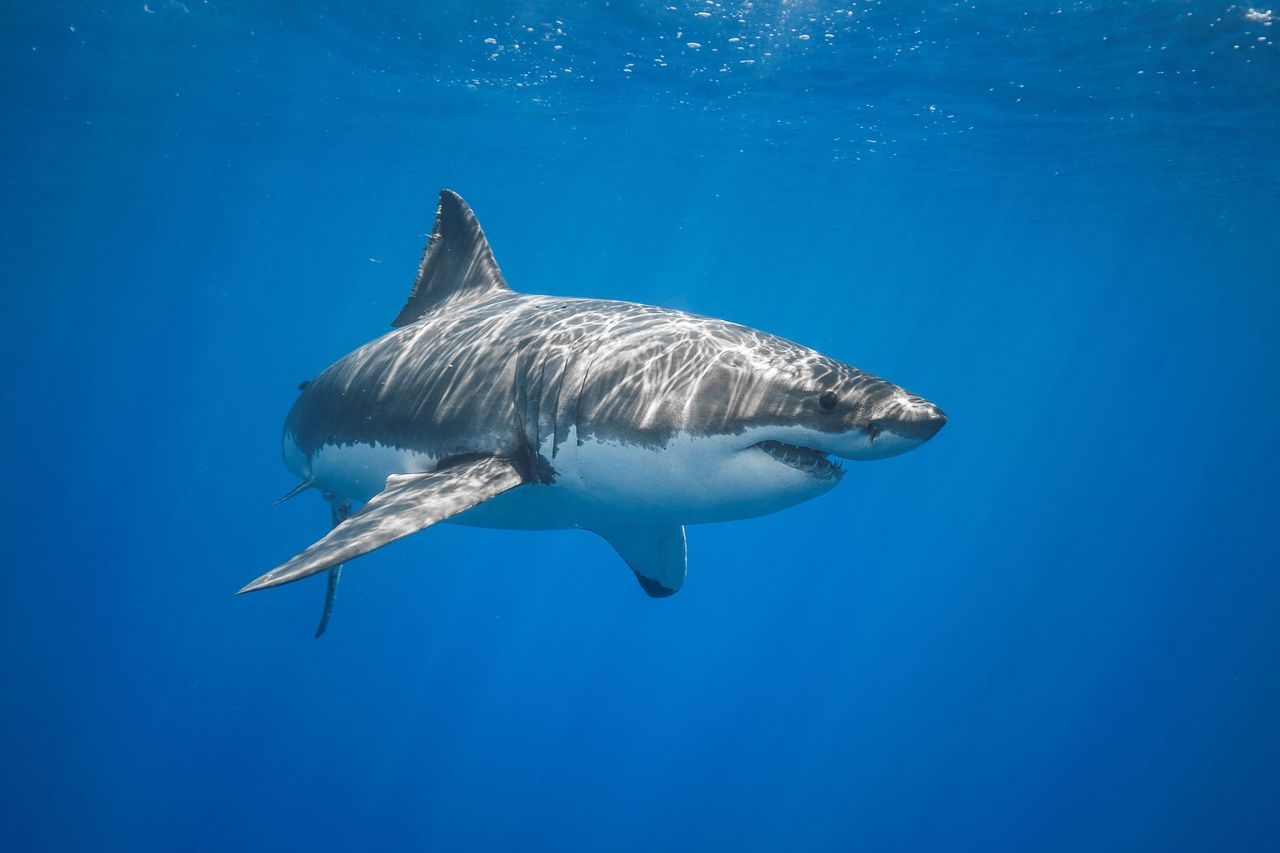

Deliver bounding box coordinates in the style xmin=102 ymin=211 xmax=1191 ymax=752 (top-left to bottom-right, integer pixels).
xmin=313 ymin=501 xmax=351 ymax=638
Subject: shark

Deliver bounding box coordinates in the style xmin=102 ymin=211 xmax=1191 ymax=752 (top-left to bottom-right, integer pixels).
xmin=240 ymin=190 xmax=946 ymax=635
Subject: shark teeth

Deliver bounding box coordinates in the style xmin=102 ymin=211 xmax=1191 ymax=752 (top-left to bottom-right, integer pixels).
xmin=754 ymin=440 xmax=844 ymax=480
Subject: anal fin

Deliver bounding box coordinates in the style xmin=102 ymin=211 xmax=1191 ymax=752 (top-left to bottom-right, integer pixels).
xmin=594 ymin=524 xmax=687 ymax=598
xmin=241 ymin=456 xmax=525 ymax=594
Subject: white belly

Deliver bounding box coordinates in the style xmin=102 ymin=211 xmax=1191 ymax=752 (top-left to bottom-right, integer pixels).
xmin=570 ymin=427 xmax=837 ymax=524
xmin=290 ymin=424 xmax=835 ymax=531
xmin=294 ymin=437 xmax=602 ymax=530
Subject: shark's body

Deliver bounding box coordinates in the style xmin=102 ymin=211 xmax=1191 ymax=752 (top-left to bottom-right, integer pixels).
xmin=242 ymin=191 xmax=946 ymax=632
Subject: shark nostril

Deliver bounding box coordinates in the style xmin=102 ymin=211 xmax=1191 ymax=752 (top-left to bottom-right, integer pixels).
xmin=867 ymin=421 xmax=881 ymax=442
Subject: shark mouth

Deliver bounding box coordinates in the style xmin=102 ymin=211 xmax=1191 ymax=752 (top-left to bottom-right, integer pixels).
xmin=754 ymin=440 xmax=844 ymax=480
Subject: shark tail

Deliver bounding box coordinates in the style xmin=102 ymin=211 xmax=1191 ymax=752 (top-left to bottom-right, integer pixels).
xmin=313 ymin=500 xmax=352 ymax=639
xmin=314 ymin=565 xmax=342 ymax=638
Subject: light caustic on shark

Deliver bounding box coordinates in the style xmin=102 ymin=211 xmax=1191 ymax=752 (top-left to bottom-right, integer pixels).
xmin=241 ymin=190 xmax=946 ymax=635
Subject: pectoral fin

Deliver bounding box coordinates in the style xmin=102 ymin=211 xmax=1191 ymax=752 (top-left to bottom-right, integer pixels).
xmin=240 ymin=456 xmax=524 ymax=594
xmin=594 ymin=524 xmax=687 ymax=598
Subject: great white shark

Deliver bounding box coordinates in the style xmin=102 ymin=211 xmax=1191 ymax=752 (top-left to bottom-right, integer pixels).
xmin=241 ymin=190 xmax=946 ymax=635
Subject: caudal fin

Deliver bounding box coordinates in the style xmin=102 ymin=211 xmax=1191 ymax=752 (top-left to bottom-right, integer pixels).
xmin=313 ymin=501 xmax=352 ymax=639
xmin=314 ymin=566 xmax=342 ymax=638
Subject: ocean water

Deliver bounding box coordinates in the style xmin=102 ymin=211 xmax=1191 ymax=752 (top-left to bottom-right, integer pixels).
xmin=3 ymin=2 xmax=1278 ymax=851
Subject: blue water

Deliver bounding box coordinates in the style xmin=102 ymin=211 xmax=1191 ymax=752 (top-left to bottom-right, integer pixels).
xmin=3 ymin=2 xmax=1278 ymax=850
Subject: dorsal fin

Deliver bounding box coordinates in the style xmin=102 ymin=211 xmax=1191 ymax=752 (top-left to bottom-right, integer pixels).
xmin=391 ymin=190 xmax=511 ymax=327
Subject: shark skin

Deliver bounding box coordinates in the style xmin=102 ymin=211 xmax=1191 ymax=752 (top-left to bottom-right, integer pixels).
xmin=241 ymin=190 xmax=946 ymax=631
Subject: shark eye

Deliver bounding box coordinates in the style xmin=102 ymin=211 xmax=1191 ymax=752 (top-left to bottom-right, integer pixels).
xmin=819 ymin=390 xmax=838 ymax=411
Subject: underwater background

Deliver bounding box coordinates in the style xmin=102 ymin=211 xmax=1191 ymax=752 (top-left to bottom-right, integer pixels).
xmin=3 ymin=2 xmax=1278 ymax=851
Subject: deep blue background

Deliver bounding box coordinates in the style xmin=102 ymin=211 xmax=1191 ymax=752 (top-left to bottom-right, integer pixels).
xmin=3 ymin=2 xmax=1278 ymax=851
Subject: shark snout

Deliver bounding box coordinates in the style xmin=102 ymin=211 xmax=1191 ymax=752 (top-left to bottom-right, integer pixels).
xmin=837 ymin=393 xmax=945 ymax=461
xmin=878 ymin=399 xmax=947 ymax=443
